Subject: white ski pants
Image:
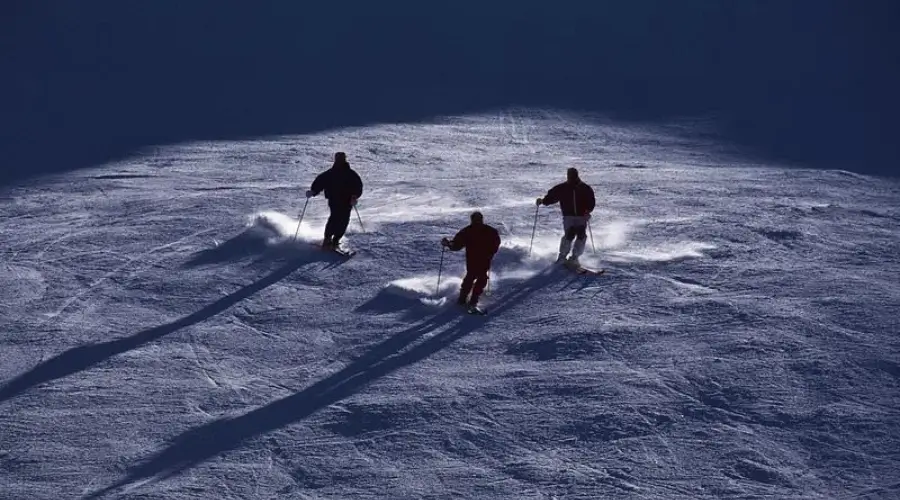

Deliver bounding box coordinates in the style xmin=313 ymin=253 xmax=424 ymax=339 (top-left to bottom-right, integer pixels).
xmin=559 ymin=215 xmax=589 ymax=259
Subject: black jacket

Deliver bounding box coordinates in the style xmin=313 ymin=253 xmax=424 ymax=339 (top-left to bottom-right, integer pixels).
xmin=541 ymin=180 xmax=595 ymax=216
xmin=310 ymin=161 xmax=363 ymax=206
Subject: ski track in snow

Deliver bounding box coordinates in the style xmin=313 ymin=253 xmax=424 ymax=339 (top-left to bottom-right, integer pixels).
xmin=1 ymin=109 xmax=899 ymax=499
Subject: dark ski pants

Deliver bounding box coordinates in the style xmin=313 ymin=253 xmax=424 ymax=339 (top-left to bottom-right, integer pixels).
xmin=460 ymin=259 xmax=491 ymax=305
xmin=324 ymin=202 xmax=352 ymax=245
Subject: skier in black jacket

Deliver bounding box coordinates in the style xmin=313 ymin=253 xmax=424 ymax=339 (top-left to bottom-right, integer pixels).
xmin=306 ymin=152 xmax=363 ymax=250
xmin=536 ymin=167 xmax=595 ymax=265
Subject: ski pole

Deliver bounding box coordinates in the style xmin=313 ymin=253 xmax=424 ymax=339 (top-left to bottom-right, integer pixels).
xmin=587 ymin=218 xmax=596 ymax=253
xmin=354 ymin=205 xmax=366 ymax=233
xmin=292 ymin=197 xmax=310 ymax=241
xmin=529 ymin=204 xmax=539 ymax=255
xmin=436 ymin=246 xmax=446 ymax=295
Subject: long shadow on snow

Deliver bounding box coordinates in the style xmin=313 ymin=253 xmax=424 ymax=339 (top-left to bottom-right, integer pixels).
xmin=182 ymin=226 xmax=327 ymax=269
xmin=353 ymin=284 xmax=459 ymax=321
xmin=182 ymin=227 xmax=274 ymax=268
xmin=0 ymin=257 xmax=324 ymax=404
xmin=85 ymin=266 xmax=567 ymax=498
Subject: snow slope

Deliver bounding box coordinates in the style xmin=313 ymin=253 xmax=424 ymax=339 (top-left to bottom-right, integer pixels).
xmin=2 ymin=109 xmax=899 ymax=499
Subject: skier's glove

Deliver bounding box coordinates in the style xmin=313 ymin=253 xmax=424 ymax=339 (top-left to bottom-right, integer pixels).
xmin=305 ymin=190 xmax=314 ymax=198
xmin=441 ymin=237 xmax=451 ymax=247
xmin=350 ymin=196 xmax=358 ymax=207
xmin=535 ymin=197 xmax=543 ymax=206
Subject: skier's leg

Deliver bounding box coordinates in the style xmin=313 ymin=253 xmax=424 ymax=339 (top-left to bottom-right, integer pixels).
xmin=331 ymin=205 xmax=353 ymax=247
xmin=468 ymin=262 xmax=490 ymax=306
xmin=571 ymin=225 xmax=588 ymax=261
xmin=323 ymin=211 xmax=335 ymax=248
xmin=470 ymin=274 xmax=488 ymax=306
xmin=558 ymin=218 xmax=576 ymax=261
xmin=458 ymin=272 xmax=475 ymax=305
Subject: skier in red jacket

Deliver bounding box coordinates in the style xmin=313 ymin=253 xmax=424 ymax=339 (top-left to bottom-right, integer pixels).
xmin=536 ymin=167 xmax=596 ymax=265
xmin=441 ymin=211 xmax=501 ymax=310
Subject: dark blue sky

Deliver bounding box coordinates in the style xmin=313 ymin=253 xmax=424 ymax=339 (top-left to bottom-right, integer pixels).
xmin=2 ymin=1 xmax=897 ymax=185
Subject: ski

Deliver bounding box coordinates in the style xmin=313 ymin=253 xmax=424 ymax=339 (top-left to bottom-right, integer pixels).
xmin=315 ymin=243 xmax=356 ymax=257
xmin=563 ymin=261 xmax=604 ymax=275
xmin=301 ymin=240 xmax=356 ymax=257
xmin=571 ymin=265 xmax=604 ymax=275
xmin=466 ymin=305 xmax=487 ymax=315
xmin=453 ymin=301 xmax=487 ymax=315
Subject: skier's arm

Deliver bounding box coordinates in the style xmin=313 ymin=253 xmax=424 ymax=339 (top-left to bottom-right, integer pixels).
xmin=491 ymin=230 xmax=501 ymax=255
xmin=352 ymin=171 xmax=363 ymax=199
xmin=584 ymin=185 xmax=596 ymax=214
xmin=447 ymin=227 xmax=468 ymax=251
xmin=309 ymin=170 xmax=329 ymax=196
xmin=539 ymin=184 xmax=561 ymax=206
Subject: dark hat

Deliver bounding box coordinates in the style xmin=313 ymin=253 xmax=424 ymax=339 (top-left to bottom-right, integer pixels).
xmin=567 ymin=167 xmax=579 ymax=182
xmin=334 ymin=151 xmax=347 ymax=162
xmin=470 ymin=211 xmax=484 ymax=224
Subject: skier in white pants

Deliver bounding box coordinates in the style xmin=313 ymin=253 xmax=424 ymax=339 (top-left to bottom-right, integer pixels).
xmin=536 ymin=167 xmax=596 ymax=265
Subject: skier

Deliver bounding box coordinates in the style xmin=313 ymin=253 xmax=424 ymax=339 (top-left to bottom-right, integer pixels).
xmin=536 ymin=167 xmax=595 ymax=266
xmin=306 ymin=152 xmax=363 ymax=251
xmin=441 ymin=211 xmax=501 ymax=311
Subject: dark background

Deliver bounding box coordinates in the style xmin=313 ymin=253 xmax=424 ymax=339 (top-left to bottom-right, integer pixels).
xmin=2 ymin=1 xmax=898 ymax=186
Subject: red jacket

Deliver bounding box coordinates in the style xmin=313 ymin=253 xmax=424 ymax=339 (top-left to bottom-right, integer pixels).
xmin=447 ymin=223 xmax=501 ymax=265
xmin=540 ymin=180 xmax=595 ymax=216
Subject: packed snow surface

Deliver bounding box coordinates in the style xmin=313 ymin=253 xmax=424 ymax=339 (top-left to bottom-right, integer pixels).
xmin=2 ymin=110 xmax=898 ymax=499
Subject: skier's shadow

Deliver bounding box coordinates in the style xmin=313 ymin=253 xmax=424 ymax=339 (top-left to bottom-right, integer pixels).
xmin=0 ymin=257 xmax=317 ymax=404
xmin=85 ymin=266 xmax=567 ymax=499
xmin=84 ymin=309 xmax=459 ymax=498
xmin=487 ymin=266 xmax=570 ymax=317
xmin=559 ymin=271 xmax=607 ymax=293
xmin=354 ymin=287 xmax=452 ymax=320
xmin=182 ymin=227 xmax=273 ymax=267
xmin=183 ymin=226 xmax=345 ymax=269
